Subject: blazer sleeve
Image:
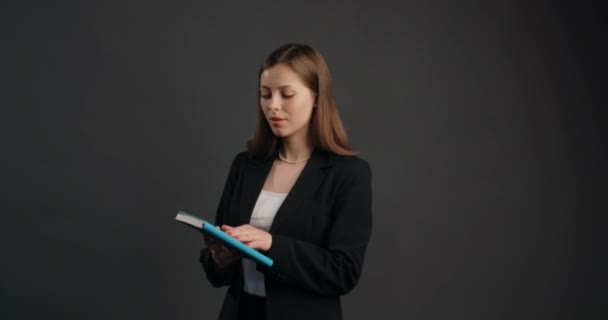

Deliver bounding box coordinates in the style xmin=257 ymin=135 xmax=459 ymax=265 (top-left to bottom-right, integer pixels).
xmin=199 ymin=152 xmax=244 ymax=288
xmin=257 ymin=159 xmax=373 ymax=296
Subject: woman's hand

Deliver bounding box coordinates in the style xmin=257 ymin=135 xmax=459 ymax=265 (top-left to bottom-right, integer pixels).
xmin=202 ymin=226 xmax=241 ymax=269
xmin=221 ymin=224 xmax=273 ymax=252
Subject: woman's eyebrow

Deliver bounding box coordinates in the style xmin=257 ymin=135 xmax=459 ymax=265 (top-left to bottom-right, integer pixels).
xmin=260 ymin=85 xmax=293 ymax=89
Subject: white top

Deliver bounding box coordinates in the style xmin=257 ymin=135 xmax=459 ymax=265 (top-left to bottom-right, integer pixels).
xmin=242 ymin=190 xmax=288 ymax=297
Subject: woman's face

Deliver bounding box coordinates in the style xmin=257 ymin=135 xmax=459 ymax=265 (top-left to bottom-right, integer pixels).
xmin=259 ymin=63 xmax=316 ymax=140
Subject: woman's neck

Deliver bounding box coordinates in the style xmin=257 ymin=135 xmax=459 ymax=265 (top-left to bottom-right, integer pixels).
xmin=280 ymin=136 xmax=313 ymax=161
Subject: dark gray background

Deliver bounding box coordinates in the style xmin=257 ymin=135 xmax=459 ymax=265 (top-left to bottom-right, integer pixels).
xmin=5 ymin=1 xmax=605 ymax=319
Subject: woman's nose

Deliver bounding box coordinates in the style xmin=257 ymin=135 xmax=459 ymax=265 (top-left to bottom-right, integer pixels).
xmin=268 ymin=97 xmax=281 ymax=111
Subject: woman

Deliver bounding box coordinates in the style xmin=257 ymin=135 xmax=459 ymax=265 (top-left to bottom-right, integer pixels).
xmin=200 ymin=43 xmax=372 ymax=320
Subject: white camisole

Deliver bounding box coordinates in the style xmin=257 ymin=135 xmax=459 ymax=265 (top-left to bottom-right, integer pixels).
xmin=242 ymin=190 xmax=288 ymax=297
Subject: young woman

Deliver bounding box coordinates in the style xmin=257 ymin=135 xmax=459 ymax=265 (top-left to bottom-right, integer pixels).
xmin=200 ymin=43 xmax=372 ymax=320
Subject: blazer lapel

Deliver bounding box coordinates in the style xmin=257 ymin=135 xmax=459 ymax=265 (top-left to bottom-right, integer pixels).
xmin=269 ymin=148 xmax=331 ymax=233
xmin=237 ymin=156 xmax=273 ymax=226
xmin=237 ymin=148 xmax=332 ymax=231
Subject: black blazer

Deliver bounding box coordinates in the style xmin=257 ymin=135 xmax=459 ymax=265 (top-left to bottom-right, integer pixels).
xmin=200 ymin=148 xmax=372 ymax=320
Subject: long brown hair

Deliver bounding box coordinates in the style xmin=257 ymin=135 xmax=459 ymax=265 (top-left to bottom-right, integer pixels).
xmin=247 ymin=43 xmax=358 ymax=162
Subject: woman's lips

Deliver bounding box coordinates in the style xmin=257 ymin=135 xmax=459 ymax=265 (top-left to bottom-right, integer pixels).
xmin=270 ymin=118 xmax=285 ymax=126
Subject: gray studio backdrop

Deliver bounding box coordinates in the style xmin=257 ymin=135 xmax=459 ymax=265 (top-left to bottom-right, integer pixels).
xmin=6 ymin=1 xmax=604 ymax=319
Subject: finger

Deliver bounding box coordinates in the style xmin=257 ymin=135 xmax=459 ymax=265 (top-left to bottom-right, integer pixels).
xmin=238 ymin=228 xmax=266 ymax=242
xmin=221 ymin=225 xmax=234 ymax=231
xmin=229 ymin=232 xmax=244 ymax=241
xmin=246 ymin=240 xmax=261 ymax=250
xmin=226 ymin=224 xmax=255 ymax=236
xmin=224 ymin=227 xmax=241 ymax=238
xmin=235 ymin=232 xmax=256 ymax=242
xmin=226 ymin=224 xmax=252 ymax=233
xmin=236 ymin=224 xmax=255 ymax=232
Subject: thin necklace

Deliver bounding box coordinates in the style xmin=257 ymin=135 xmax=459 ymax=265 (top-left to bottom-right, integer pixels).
xmin=278 ymin=149 xmax=310 ymax=164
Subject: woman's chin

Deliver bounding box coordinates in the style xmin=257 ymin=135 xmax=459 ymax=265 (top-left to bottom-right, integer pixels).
xmin=271 ymin=129 xmax=289 ymax=137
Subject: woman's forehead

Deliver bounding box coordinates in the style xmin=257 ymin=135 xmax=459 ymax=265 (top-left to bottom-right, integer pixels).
xmin=260 ymin=65 xmax=305 ymax=87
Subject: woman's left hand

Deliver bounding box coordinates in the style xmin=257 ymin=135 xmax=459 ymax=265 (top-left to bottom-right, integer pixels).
xmin=221 ymin=224 xmax=273 ymax=252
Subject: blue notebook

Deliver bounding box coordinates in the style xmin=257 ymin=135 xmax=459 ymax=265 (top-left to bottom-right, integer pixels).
xmin=175 ymin=211 xmax=274 ymax=267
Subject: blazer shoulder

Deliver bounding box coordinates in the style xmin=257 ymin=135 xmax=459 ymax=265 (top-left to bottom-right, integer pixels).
xmin=224 ymin=150 xmax=250 ymax=177
xmin=232 ymin=150 xmax=250 ymax=164
xmin=331 ymin=154 xmax=372 ymax=177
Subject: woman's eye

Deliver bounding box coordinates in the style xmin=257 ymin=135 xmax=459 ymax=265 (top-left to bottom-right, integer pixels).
xmin=261 ymin=94 xmax=293 ymax=99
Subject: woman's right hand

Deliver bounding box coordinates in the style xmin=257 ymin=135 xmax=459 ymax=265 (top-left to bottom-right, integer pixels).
xmin=202 ymin=226 xmax=241 ymax=269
